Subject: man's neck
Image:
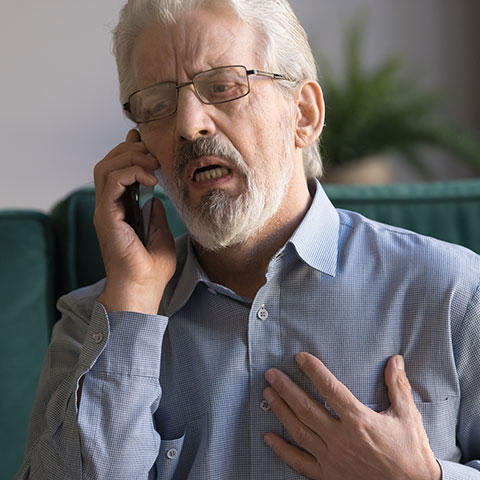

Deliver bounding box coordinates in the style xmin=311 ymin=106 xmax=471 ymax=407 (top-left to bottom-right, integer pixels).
xmin=194 ymin=176 xmax=313 ymax=299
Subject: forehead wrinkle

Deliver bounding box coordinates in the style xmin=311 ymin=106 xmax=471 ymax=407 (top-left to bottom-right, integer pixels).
xmin=132 ymin=8 xmax=260 ymax=90
xmin=176 ymin=9 xmax=254 ymax=77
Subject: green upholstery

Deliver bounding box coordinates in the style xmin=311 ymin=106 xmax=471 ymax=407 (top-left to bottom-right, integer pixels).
xmin=0 ymin=212 xmax=55 ymax=480
xmin=3 ymin=178 xmax=480 ymax=477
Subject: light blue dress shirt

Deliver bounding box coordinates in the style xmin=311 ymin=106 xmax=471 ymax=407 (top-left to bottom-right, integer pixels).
xmin=17 ymin=180 xmax=480 ymax=479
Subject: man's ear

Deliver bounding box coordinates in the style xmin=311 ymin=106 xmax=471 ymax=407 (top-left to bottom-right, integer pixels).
xmin=294 ymin=81 xmax=325 ymax=149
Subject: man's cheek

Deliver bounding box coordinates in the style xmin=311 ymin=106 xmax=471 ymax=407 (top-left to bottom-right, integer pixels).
xmin=140 ymin=131 xmax=174 ymax=170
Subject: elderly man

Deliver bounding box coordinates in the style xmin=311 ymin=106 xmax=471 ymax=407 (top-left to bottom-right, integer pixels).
xmin=17 ymin=0 xmax=480 ymax=479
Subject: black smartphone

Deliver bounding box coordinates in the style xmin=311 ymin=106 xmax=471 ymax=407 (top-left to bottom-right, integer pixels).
xmin=122 ymin=181 xmax=155 ymax=247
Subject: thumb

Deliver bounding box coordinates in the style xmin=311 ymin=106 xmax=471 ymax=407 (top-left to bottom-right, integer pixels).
xmin=126 ymin=128 xmax=141 ymax=143
xmin=384 ymin=355 xmax=415 ymax=417
xmin=147 ymin=198 xmax=176 ymax=254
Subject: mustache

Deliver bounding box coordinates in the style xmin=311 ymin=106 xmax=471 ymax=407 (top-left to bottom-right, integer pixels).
xmin=173 ymin=136 xmax=246 ymax=177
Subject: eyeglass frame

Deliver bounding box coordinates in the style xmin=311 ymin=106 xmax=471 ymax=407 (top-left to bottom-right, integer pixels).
xmin=123 ymin=65 xmax=287 ymax=123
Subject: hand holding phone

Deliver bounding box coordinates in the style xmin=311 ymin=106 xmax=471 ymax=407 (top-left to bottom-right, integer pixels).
xmin=93 ymin=129 xmax=176 ymax=314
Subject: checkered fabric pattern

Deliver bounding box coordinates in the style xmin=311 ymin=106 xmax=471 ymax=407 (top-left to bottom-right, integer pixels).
xmin=17 ymin=181 xmax=480 ymax=479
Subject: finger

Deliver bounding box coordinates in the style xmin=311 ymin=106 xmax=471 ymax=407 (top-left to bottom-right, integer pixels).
xmin=147 ymin=198 xmax=175 ymax=252
xmin=265 ymin=369 xmax=332 ymax=434
xmin=102 ymin=136 xmax=148 ymax=163
xmin=264 ymin=386 xmax=324 ymax=451
xmin=264 ymin=432 xmax=322 ymax=479
xmin=101 ymin=166 xmax=158 ymax=206
xmin=126 ymin=128 xmax=141 ymax=143
xmin=384 ymin=355 xmax=416 ymax=418
xmin=95 ymin=150 xmax=159 ymax=189
xmin=295 ymin=352 xmax=365 ymax=421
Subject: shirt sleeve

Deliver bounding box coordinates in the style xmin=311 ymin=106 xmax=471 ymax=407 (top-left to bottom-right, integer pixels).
xmin=438 ymin=281 xmax=480 ymax=479
xmin=16 ymin=295 xmax=168 ymax=480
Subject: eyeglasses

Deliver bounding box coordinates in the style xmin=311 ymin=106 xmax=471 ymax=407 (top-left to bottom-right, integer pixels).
xmin=123 ymin=65 xmax=286 ymax=123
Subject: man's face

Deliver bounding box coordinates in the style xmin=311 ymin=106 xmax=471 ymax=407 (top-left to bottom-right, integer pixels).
xmin=132 ymin=6 xmax=299 ymax=250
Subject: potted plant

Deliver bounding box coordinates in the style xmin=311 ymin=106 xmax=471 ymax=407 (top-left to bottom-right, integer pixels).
xmin=317 ymin=15 xmax=480 ymax=183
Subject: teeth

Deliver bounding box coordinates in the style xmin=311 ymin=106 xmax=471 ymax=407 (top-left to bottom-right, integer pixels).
xmin=194 ymin=167 xmax=230 ymax=183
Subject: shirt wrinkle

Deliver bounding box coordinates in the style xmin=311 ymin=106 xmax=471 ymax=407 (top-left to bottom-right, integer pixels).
xmin=17 ymin=181 xmax=480 ymax=480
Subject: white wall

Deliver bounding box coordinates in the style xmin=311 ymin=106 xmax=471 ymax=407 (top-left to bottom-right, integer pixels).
xmin=0 ymin=0 xmax=130 ymax=211
xmin=1 ymin=0 xmax=479 ymax=211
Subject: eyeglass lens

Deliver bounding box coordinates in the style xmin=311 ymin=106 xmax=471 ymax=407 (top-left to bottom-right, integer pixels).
xmin=128 ymin=66 xmax=250 ymax=122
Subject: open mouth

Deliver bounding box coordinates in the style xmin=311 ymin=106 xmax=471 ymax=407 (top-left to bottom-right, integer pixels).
xmin=193 ymin=165 xmax=231 ymax=183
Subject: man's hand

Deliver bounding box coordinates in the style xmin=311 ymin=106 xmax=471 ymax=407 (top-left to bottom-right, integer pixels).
xmin=263 ymin=353 xmax=442 ymax=480
xmin=94 ymin=129 xmax=176 ymax=314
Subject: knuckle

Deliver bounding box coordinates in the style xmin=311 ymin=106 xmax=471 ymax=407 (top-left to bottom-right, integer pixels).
xmin=291 ymin=423 xmax=310 ymax=447
xmin=410 ymin=405 xmax=424 ymax=423
xmin=107 ymin=167 xmax=131 ymax=186
xmin=297 ymin=399 xmax=318 ymax=425
xmin=398 ymin=370 xmax=412 ymax=394
xmin=93 ymin=161 xmax=104 ymax=180
xmin=290 ymin=456 xmax=308 ymax=477
xmin=349 ymin=411 xmax=373 ymax=439
xmin=321 ymin=377 xmax=338 ymax=403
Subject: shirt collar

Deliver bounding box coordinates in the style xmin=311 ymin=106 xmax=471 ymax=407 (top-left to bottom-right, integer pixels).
xmin=164 ymin=238 xmax=209 ymax=317
xmin=164 ymin=178 xmax=339 ymax=315
xmin=287 ymin=178 xmax=339 ymax=277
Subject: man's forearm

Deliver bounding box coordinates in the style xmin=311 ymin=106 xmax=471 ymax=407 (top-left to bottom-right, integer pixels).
xmin=17 ymin=298 xmax=168 ymax=479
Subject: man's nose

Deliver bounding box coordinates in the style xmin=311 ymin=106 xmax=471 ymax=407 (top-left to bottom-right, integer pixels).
xmin=175 ymin=85 xmax=216 ymax=142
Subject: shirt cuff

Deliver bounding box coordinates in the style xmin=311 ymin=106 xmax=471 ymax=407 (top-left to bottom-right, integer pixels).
xmin=80 ymin=301 xmax=169 ymax=378
xmin=438 ymin=459 xmax=480 ymax=479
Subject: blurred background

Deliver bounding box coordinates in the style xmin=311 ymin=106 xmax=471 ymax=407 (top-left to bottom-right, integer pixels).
xmin=1 ymin=0 xmax=479 ymax=211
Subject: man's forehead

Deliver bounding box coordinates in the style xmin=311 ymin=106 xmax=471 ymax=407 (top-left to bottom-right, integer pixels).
xmin=131 ymin=7 xmax=260 ymax=87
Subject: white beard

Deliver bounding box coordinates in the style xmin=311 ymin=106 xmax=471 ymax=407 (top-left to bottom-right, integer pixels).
xmin=158 ymin=133 xmax=294 ymax=251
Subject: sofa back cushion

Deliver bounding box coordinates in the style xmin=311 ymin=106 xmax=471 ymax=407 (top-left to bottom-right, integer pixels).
xmin=0 ymin=211 xmax=55 ymax=479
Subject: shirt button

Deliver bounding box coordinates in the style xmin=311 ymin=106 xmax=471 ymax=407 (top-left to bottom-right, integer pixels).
xmin=260 ymin=399 xmax=271 ymax=412
xmin=92 ymin=333 xmax=103 ymax=344
xmin=166 ymin=448 xmax=178 ymax=460
xmin=257 ymin=307 xmax=269 ymax=321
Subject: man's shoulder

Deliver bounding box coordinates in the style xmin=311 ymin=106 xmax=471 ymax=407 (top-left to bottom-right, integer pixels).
xmin=337 ymin=208 xmax=480 ymax=282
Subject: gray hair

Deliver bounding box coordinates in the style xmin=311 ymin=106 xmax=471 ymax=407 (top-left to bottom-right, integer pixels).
xmin=113 ymin=0 xmax=322 ymax=178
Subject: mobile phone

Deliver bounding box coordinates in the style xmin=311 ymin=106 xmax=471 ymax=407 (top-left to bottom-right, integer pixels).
xmin=122 ymin=181 xmax=155 ymax=246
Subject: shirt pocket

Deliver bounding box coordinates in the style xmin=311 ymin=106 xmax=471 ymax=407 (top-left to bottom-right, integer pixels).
xmin=415 ymin=397 xmax=460 ymax=460
xmin=155 ymin=434 xmax=186 ymax=480
xmin=155 ymin=412 xmax=208 ymax=480
xmin=366 ymin=397 xmax=460 ymax=461
xmin=284 ymin=397 xmax=460 ymax=480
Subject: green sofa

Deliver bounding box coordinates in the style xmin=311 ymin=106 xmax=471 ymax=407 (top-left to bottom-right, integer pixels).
xmin=3 ymin=179 xmax=480 ymax=479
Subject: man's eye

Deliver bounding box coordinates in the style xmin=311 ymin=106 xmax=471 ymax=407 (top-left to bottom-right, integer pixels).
xmin=145 ymin=100 xmax=170 ymax=119
xmin=152 ymin=102 xmax=168 ymax=112
xmin=212 ymin=84 xmax=229 ymax=93
xmin=206 ymin=82 xmax=244 ymax=100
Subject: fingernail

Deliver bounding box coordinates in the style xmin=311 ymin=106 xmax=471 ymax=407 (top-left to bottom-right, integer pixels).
xmin=265 ymin=369 xmax=276 ymax=383
xmin=264 ymin=433 xmax=273 ymax=446
xmin=296 ymin=352 xmax=307 ymax=366
xmin=395 ymin=355 xmax=405 ymax=371
xmin=263 ymin=388 xmax=274 ymax=402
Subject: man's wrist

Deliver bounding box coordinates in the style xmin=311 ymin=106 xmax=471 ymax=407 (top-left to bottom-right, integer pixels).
xmin=99 ymin=282 xmax=165 ymax=315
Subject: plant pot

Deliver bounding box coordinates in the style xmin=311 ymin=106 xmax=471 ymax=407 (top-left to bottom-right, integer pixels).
xmin=322 ymin=155 xmax=396 ymax=185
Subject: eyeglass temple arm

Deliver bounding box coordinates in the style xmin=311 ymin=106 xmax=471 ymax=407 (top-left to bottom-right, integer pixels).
xmin=247 ymin=69 xmax=285 ymax=80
